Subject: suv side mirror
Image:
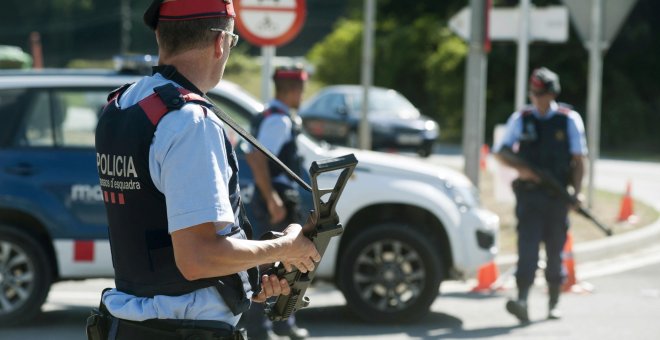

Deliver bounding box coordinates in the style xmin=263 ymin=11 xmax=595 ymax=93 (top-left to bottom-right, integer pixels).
xmin=336 ymin=105 xmax=348 ymax=117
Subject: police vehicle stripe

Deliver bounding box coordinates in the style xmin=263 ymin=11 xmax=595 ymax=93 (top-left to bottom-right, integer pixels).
xmin=54 ymin=240 xmax=114 ymax=278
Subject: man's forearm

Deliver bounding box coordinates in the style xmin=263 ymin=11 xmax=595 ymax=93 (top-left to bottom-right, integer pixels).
xmin=245 ymin=151 xmax=275 ymax=199
xmin=172 ymin=222 xmax=287 ymax=280
xmin=571 ymin=155 xmax=585 ymax=195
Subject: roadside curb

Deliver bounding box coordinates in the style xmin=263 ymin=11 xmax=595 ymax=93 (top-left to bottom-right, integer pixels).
xmin=495 ymin=217 xmax=660 ymax=271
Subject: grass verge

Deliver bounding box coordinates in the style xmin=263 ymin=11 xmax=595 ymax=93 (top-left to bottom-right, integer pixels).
xmin=479 ymin=169 xmax=659 ymax=256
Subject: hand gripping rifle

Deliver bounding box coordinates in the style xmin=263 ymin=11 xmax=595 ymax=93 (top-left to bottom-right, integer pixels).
xmin=497 ymin=147 xmax=613 ymax=236
xmin=263 ymin=153 xmax=358 ymax=321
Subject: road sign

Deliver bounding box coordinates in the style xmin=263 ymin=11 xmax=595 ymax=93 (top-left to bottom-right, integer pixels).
xmin=562 ymin=0 xmax=637 ymax=49
xmin=234 ymin=0 xmax=306 ymax=47
xmin=450 ymin=5 xmax=569 ymax=43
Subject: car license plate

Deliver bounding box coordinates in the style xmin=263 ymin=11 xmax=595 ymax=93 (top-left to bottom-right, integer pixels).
xmin=396 ymin=134 xmax=422 ymax=145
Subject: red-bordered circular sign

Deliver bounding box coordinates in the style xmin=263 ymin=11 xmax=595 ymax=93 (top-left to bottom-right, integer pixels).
xmin=234 ymin=0 xmax=306 ymax=47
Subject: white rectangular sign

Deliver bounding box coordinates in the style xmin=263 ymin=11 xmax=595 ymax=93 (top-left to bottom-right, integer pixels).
xmin=450 ymin=6 xmax=569 ymax=43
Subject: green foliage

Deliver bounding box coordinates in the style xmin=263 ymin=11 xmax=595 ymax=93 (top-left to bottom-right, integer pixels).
xmin=307 ymin=19 xmax=363 ymax=85
xmin=67 ymin=58 xmax=114 ymax=69
xmin=424 ymin=30 xmax=469 ymax=141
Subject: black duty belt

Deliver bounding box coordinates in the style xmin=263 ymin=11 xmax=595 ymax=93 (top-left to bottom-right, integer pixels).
xmin=109 ymin=316 xmax=245 ymax=340
xmin=512 ymin=179 xmax=541 ymax=191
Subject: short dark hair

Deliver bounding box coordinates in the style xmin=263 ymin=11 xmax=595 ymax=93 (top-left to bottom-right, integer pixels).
xmin=158 ymin=17 xmax=232 ymax=56
xmin=274 ymin=77 xmax=305 ymax=94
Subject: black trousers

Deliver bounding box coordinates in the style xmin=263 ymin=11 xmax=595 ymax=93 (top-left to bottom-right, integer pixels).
xmin=241 ymin=183 xmax=302 ymax=335
xmin=513 ymin=180 xmax=569 ymax=290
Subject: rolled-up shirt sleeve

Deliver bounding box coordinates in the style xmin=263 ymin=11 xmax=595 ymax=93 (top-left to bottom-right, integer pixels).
xmin=567 ymin=111 xmax=588 ymax=156
xmin=149 ymin=105 xmax=236 ymax=233
xmin=493 ymin=112 xmax=522 ymax=152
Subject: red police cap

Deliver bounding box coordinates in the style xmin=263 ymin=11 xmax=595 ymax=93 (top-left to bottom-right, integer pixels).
xmin=144 ymin=0 xmax=236 ymax=30
xmin=529 ymin=67 xmax=561 ymax=94
xmin=273 ymin=66 xmax=308 ymax=81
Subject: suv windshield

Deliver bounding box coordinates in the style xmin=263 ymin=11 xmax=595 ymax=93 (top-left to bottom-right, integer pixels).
xmin=349 ymin=89 xmax=419 ymax=118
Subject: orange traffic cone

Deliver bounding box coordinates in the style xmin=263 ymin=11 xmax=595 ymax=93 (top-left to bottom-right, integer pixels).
xmin=479 ymin=144 xmax=490 ymax=171
xmin=471 ymin=261 xmax=499 ymax=292
xmin=617 ymin=181 xmax=635 ymax=222
xmin=561 ymin=232 xmax=577 ymax=292
xmin=561 ymin=232 xmax=593 ymax=294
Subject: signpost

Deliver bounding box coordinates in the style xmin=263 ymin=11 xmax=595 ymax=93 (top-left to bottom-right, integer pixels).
xmin=450 ymin=4 xmax=568 ymax=111
xmin=561 ymin=0 xmax=637 ymax=208
xmin=234 ymin=0 xmax=307 ymax=102
xmin=450 ymin=5 xmax=568 ymax=43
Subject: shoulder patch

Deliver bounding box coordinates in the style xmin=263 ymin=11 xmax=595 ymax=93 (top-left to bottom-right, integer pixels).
xmin=521 ymin=108 xmax=534 ymax=116
xmin=138 ymin=85 xmax=211 ymax=126
xmin=557 ymin=106 xmax=571 ymax=115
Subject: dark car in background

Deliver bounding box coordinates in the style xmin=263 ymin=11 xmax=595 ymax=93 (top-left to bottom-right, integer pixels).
xmin=299 ymin=85 xmax=440 ymax=157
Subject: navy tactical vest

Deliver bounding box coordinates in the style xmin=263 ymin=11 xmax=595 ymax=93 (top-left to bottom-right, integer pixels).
xmin=517 ymin=106 xmax=573 ymax=185
xmin=95 ymin=72 xmax=258 ymax=315
xmin=251 ymin=105 xmax=303 ymax=187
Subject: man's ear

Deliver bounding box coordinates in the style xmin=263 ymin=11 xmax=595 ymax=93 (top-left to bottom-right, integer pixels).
xmin=214 ymin=33 xmax=225 ymax=59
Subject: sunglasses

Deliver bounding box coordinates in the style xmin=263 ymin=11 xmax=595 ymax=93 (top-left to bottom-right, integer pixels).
xmin=210 ymin=28 xmax=239 ymax=49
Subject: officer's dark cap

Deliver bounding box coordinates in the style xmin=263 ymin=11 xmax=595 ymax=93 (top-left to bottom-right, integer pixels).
xmin=529 ymin=67 xmax=561 ymax=95
xmin=144 ymin=0 xmax=236 ymax=31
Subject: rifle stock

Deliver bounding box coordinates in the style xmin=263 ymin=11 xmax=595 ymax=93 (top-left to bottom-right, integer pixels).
xmin=265 ymin=154 xmax=358 ymax=321
xmin=498 ymin=147 xmax=613 ymax=237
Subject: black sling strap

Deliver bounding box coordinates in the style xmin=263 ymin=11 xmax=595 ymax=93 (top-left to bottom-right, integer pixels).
xmin=153 ymin=64 xmax=312 ymax=192
xmin=203 ymin=95 xmax=313 ymax=193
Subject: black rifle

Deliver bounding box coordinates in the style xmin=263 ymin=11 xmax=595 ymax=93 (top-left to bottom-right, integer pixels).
xmin=498 ymin=147 xmax=613 ymax=236
xmin=263 ymin=153 xmax=358 ymax=321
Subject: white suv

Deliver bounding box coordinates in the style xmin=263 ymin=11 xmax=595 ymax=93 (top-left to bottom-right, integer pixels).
xmin=0 ymin=68 xmax=498 ymax=325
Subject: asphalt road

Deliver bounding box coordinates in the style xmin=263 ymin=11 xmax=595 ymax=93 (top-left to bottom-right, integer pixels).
xmin=1 ymin=245 xmax=659 ymax=340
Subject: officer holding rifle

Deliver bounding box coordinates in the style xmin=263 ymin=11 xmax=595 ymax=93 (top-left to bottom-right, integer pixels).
xmin=494 ymin=67 xmax=588 ymax=323
xmin=91 ymin=0 xmax=320 ymax=338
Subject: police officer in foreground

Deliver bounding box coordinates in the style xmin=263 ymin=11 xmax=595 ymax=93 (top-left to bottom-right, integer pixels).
xmin=494 ymin=67 xmax=588 ymax=323
xmin=92 ymin=0 xmax=320 ymax=339
xmin=241 ymin=66 xmax=309 ymax=340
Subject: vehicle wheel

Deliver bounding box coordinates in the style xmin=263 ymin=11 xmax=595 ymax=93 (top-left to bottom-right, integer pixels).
xmin=0 ymin=225 xmax=52 ymax=326
xmin=338 ymin=223 xmax=443 ymax=323
xmin=417 ymin=143 xmax=433 ymax=158
xmin=346 ymin=130 xmax=358 ymax=148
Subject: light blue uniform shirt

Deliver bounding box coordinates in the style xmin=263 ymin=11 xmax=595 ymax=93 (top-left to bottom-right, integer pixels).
xmin=102 ymin=74 xmax=245 ymax=325
xmin=493 ymin=101 xmax=588 ymax=156
xmin=246 ymin=99 xmax=296 ymax=186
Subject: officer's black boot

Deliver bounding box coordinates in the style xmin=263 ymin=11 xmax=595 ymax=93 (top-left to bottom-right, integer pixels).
xmin=506 ymin=286 xmax=530 ymax=323
xmin=548 ymin=284 xmax=562 ymax=320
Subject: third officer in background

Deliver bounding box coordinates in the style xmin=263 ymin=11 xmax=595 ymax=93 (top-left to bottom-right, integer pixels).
xmin=241 ymin=66 xmax=309 ymax=339
xmin=494 ymin=67 xmax=588 ymax=323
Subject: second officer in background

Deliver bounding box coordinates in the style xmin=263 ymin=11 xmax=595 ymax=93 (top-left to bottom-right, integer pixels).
xmin=241 ymin=66 xmax=310 ymax=339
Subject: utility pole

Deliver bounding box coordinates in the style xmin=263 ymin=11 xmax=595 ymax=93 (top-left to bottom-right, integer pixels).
xmin=120 ymin=0 xmax=132 ymax=54
xmin=359 ymin=0 xmax=375 ymax=151
xmin=462 ymin=0 xmax=489 ymax=187
xmin=586 ymin=0 xmax=603 ymax=208
xmin=514 ymin=0 xmax=531 ymax=111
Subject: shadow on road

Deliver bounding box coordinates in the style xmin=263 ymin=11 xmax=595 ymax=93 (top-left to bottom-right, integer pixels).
xmin=295 ymin=303 xmax=537 ymax=339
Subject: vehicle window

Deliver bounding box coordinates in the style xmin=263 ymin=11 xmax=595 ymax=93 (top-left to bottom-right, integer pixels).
xmin=52 ymin=90 xmax=108 ymax=148
xmin=306 ymin=93 xmax=346 ymax=117
xmin=19 ymin=91 xmax=54 ymax=147
xmin=349 ymin=90 xmax=419 ymax=118
xmin=207 ymin=93 xmax=253 ymax=146
xmin=0 ymin=88 xmax=30 ymax=146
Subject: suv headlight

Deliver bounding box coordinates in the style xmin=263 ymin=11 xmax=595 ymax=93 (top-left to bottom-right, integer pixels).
xmin=440 ymin=180 xmax=480 ymax=211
